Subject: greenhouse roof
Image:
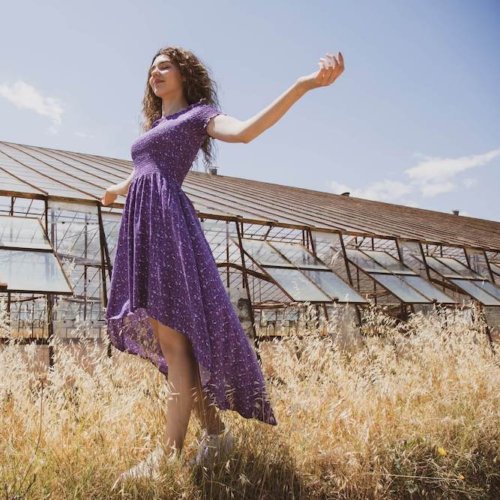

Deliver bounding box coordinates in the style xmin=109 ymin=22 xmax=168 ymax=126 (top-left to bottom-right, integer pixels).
xmin=1 ymin=140 xmax=499 ymax=251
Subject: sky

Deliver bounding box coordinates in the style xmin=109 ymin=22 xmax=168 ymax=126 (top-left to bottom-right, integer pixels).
xmin=1 ymin=0 xmax=499 ymax=221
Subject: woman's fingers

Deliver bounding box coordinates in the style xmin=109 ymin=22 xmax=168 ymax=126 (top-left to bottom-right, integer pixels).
xmin=316 ymin=52 xmax=344 ymax=86
xmin=299 ymin=50 xmax=344 ymax=90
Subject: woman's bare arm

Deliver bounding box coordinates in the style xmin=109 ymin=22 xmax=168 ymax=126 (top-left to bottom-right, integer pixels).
xmin=101 ymin=170 xmax=135 ymax=206
xmin=208 ymin=51 xmax=344 ymax=144
xmin=112 ymin=170 xmax=135 ymax=195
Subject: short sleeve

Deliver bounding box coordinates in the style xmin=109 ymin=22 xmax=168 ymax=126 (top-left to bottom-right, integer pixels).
xmin=196 ymin=103 xmax=226 ymax=137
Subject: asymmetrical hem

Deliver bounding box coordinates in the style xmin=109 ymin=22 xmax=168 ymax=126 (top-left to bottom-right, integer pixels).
xmin=105 ymin=100 xmax=278 ymax=426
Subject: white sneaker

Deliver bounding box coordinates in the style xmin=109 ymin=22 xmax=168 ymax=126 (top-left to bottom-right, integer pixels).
xmin=190 ymin=428 xmax=234 ymax=467
xmin=112 ymin=444 xmax=168 ymax=489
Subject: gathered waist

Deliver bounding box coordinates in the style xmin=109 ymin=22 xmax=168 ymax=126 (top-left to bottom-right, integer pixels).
xmin=132 ymin=167 xmax=182 ymax=189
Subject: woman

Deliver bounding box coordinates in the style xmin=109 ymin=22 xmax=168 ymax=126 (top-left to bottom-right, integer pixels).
xmin=102 ymin=46 xmax=344 ymax=481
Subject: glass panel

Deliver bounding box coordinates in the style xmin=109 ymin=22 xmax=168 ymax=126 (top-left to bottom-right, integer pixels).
xmin=375 ymin=274 xmax=432 ymax=303
xmin=470 ymin=280 xmax=500 ymax=301
xmin=436 ymin=257 xmax=483 ymax=279
xmin=0 ymin=161 xmax=96 ymax=200
xmin=184 ymin=185 xmax=286 ymax=222
xmin=2 ymin=149 xmax=102 ymax=193
xmin=0 ymin=216 xmax=52 ymax=250
xmin=346 ymin=249 xmax=390 ymax=273
xmin=0 ymin=249 xmax=72 ymax=293
xmin=362 ymin=250 xmax=416 ymax=275
xmin=399 ymin=275 xmax=456 ymax=303
xmin=268 ymin=241 xmax=328 ymax=269
xmin=239 ymin=238 xmax=293 ymax=267
xmin=301 ymin=269 xmax=367 ymax=303
xmin=449 ymin=279 xmax=500 ymax=306
xmin=0 ymin=176 xmax=44 ymax=194
xmin=490 ymin=263 xmax=500 ymax=276
xmin=264 ymin=267 xmax=331 ymax=301
xmin=425 ymin=256 xmax=463 ymax=278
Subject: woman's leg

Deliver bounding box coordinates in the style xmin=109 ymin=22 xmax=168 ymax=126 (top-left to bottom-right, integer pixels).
xmin=147 ymin=316 xmax=225 ymax=436
xmin=148 ymin=317 xmax=198 ymax=456
xmin=191 ymin=361 xmax=226 ymax=435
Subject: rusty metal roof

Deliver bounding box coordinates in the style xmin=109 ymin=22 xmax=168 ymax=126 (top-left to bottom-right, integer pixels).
xmin=1 ymin=140 xmax=499 ymax=251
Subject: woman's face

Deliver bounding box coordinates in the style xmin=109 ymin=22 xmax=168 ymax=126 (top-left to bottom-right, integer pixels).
xmin=149 ymin=54 xmax=184 ymax=98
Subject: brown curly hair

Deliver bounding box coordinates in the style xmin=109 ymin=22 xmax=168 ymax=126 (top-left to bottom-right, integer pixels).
xmin=141 ymin=46 xmax=223 ymax=172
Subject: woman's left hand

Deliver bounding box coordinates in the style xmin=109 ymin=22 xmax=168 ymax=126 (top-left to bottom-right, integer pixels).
xmin=297 ymin=52 xmax=345 ymax=91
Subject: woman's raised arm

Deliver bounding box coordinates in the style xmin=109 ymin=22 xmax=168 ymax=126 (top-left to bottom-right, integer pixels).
xmin=208 ymin=51 xmax=344 ymax=144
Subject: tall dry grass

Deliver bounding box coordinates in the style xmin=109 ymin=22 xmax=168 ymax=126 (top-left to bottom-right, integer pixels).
xmin=0 ymin=301 xmax=499 ymax=499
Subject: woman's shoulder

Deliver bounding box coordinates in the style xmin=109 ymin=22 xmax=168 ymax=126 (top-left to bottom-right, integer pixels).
xmin=194 ymin=100 xmax=226 ymax=127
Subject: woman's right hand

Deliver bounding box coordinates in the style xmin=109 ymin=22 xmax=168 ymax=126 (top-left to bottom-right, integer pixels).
xmin=101 ymin=185 xmax=125 ymax=206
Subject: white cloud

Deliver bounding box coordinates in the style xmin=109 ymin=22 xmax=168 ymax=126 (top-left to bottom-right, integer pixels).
xmin=462 ymin=177 xmax=478 ymax=189
xmin=329 ymin=148 xmax=499 ymax=205
xmin=419 ymin=180 xmax=456 ymax=197
xmin=0 ymin=80 xmax=64 ymax=127
xmin=405 ymin=148 xmax=500 ymax=197
xmin=75 ymin=131 xmax=95 ymax=139
xmin=330 ymin=179 xmax=412 ymax=203
xmin=329 ymin=180 xmax=351 ymax=194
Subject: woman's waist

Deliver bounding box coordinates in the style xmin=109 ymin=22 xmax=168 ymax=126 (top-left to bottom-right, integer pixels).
xmin=132 ymin=167 xmax=182 ymax=188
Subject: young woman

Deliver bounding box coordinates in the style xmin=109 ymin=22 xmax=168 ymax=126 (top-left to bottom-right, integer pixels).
xmin=102 ymin=46 xmax=344 ymax=481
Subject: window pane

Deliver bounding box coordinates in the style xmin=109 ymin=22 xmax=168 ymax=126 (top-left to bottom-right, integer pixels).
xmin=362 ymin=250 xmax=416 ymax=275
xmin=240 ymin=238 xmax=293 ymax=267
xmin=264 ymin=267 xmax=331 ymax=301
xmin=346 ymin=249 xmax=390 ymax=273
xmin=425 ymin=256 xmax=463 ymax=278
xmin=436 ymin=257 xmax=483 ymax=279
xmin=0 ymin=215 xmax=51 ymax=250
xmin=0 ymin=249 xmax=72 ymax=293
xmin=375 ymin=274 xmax=432 ymax=303
xmin=470 ymin=280 xmax=500 ymax=301
xmin=490 ymin=263 xmax=500 ymax=276
xmin=400 ymin=275 xmax=456 ymax=303
xmin=301 ymin=269 xmax=367 ymax=303
xmin=449 ymin=279 xmax=500 ymax=306
xmin=268 ymin=241 xmax=328 ymax=269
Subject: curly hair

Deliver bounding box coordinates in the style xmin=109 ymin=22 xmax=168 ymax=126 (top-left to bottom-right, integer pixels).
xmin=141 ymin=46 xmax=222 ymax=172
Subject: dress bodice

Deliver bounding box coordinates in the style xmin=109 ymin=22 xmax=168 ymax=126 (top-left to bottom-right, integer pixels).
xmin=130 ymin=100 xmax=225 ymax=187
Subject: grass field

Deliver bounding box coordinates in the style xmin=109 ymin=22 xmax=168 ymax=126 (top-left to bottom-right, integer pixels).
xmin=1 ymin=303 xmax=499 ymax=499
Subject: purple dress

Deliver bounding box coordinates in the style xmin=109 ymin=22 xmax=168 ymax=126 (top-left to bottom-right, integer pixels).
xmin=105 ymin=99 xmax=277 ymax=426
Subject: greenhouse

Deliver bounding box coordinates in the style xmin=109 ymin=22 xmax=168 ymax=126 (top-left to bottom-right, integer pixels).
xmin=1 ymin=139 xmax=499 ymax=364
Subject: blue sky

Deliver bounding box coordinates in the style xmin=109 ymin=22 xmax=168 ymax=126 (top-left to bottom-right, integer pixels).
xmin=1 ymin=0 xmax=499 ymax=221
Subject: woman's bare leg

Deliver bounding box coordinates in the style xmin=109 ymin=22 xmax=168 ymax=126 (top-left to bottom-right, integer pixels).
xmin=149 ymin=318 xmax=198 ymax=456
xmin=191 ymin=363 xmax=225 ymax=435
xmin=147 ymin=316 xmax=225 ymax=436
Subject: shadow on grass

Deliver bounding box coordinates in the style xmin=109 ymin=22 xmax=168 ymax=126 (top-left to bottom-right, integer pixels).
xmin=187 ymin=444 xmax=308 ymax=499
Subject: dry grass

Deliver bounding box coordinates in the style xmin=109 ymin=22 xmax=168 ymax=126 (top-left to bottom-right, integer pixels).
xmin=1 ymin=301 xmax=499 ymax=499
